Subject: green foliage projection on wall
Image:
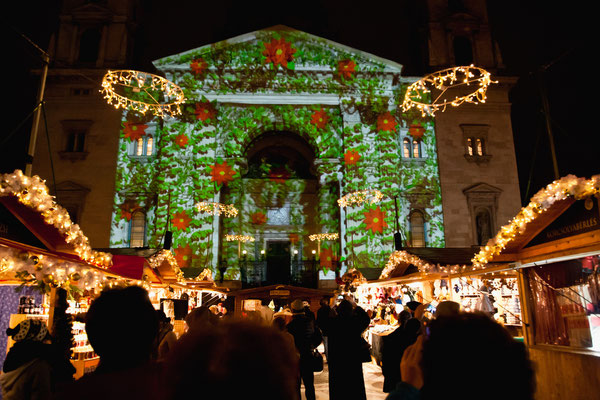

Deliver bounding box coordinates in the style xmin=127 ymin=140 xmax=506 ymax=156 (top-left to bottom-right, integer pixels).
xmin=110 ymin=27 xmax=445 ymax=279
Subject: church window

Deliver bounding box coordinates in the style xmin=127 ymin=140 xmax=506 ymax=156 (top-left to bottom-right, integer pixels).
xmin=78 ymin=28 xmax=101 ymax=64
xmin=130 ymin=211 xmax=146 ymax=247
xmin=453 ymin=36 xmax=473 ymax=66
xmin=403 ymin=138 xmax=411 ymax=158
xmin=412 ymin=140 xmax=422 ymax=158
xmin=410 ymin=210 xmax=426 ymax=247
xmin=133 ymin=135 xmax=153 ymax=157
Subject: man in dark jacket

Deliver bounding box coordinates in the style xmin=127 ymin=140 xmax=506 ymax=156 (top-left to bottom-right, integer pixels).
xmin=316 ymin=296 xmax=334 ymax=361
xmin=286 ymin=299 xmax=322 ymax=400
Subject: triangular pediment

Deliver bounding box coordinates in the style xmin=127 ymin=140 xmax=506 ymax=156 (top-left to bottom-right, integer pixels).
xmin=153 ymin=25 xmax=403 ymax=73
xmin=70 ymin=3 xmax=112 ymax=23
xmin=462 ymin=182 xmax=502 ymax=195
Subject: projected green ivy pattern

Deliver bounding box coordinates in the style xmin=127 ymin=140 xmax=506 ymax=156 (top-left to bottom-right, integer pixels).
xmin=109 ymin=27 xmax=444 ymax=279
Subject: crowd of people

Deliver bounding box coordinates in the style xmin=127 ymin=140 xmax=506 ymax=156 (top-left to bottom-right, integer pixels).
xmin=1 ymin=286 xmax=536 ymax=400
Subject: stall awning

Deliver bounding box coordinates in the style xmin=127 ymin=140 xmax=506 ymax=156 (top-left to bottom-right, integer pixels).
xmin=109 ymin=254 xmax=145 ymax=280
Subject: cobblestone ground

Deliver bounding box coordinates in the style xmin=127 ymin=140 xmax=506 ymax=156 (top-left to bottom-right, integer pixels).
xmin=301 ymin=347 xmax=387 ymax=400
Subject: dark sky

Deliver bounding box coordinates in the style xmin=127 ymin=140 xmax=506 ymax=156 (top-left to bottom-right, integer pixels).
xmin=2 ymin=0 xmax=594 ymax=205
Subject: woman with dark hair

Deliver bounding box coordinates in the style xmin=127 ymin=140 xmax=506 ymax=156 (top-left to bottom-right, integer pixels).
xmin=387 ymin=312 xmax=535 ymax=400
xmin=324 ymin=298 xmax=370 ymax=400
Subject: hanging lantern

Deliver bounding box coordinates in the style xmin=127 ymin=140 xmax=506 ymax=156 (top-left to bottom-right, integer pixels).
xmin=408 ymin=124 xmax=425 ymax=140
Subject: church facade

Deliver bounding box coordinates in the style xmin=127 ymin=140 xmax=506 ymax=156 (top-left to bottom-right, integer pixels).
xmin=31 ymin=1 xmax=521 ymax=288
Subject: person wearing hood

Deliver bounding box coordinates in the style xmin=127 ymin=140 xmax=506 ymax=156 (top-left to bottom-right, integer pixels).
xmin=1 ymin=319 xmax=65 ymax=400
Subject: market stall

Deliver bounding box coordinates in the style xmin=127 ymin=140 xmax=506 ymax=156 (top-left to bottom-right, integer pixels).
xmin=471 ymin=174 xmax=600 ymax=400
xmin=356 ymin=247 xmax=524 ymax=364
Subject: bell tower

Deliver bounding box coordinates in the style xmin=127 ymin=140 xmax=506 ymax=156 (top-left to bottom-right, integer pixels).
xmin=426 ymin=0 xmax=504 ymax=72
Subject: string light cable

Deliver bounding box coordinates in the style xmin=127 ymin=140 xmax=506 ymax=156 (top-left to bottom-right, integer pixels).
xmin=101 ymin=70 xmax=185 ymax=118
xmin=338 ymin=189 xmax=383 ymax=208
xmin=196 ymin=201 xmax=238 ymax=217
xmin=309 ymin=233 xmax=339 ymax=241
xmin=225 ymin=234 xmax=255 ymax=242
xmin=401 ymin=65 xmax=496 ymax=116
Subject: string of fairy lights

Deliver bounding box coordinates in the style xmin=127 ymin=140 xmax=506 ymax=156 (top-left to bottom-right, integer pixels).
xmin=196 ymin=201 xmax=239 ymax=217
xmin=337 ymin=189 xmax=384 ymax=208
xmin=101 ymin=70 xmax=185 ymax=118
xmin=309 ymin=233 xmax=339 ymax=242
xmin=147 ymin=249 xmax=185 ymax=282
xmin=0 ymin=170 xmax=112 ymax=270
xmin=401 ymin=65 xmax=496 ymax=117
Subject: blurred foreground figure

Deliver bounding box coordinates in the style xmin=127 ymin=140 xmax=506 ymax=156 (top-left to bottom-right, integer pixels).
xmin=165 ymin=319 xmax=299 ymax=400
xmin=387 ymin=312 xmax=535 ymax=400
xmin=55 ymin=286 xmax=164 ymax=400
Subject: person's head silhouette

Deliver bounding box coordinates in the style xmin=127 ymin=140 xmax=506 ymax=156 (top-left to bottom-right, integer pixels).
xmin=85 ymin=286 xmax=158 ymax=373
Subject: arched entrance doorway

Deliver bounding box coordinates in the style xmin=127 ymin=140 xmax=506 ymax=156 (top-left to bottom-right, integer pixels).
xmin=221 ymin=131 xmax=325 ymax=287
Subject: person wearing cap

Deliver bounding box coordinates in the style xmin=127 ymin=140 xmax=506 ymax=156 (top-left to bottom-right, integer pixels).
xmin=286 ymin=299 xmax=322 ymax=400
xmin=1 ymin=319 xmax=61 ymax=400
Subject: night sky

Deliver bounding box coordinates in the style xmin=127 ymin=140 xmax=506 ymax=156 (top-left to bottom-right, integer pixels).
xmin=2 ymin=1 xmax=594 ymax=205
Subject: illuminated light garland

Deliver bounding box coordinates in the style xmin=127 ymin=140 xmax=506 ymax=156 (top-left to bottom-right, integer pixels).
xmin=0 ymin=245 xmax=108 ymax=290
xmin=194 ymin=268 xmax=214 ymax=282
xmin=100 ymin=70 xmax=185 ymax=118
xmin=0 ymin=170 xmax=112 ymax=269
xmin=225 ymin=234 xmax=255 ymax=243
xmin=401 ymin=65 xmax=496 ymax=116
xmin=472 ymin=174 xmax=600 ymax=269
xmin=147 ymin=249 xmax=184 ymax=282
xmin=380 ymin=250 xmax=470 ymax=279
xmin=337 ymin=190 xmax=383 ymax=208
xmin=196 ymin=202 xmax=238 ymax=217
xmin=309 ymin=233 xmax=339 ymax=241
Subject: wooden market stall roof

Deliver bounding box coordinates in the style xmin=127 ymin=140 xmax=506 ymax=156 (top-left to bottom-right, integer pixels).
xmin=472 ymin=174 xmax=600 ymax=269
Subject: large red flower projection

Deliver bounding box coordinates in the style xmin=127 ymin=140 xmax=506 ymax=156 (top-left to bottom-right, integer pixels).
xmin=262 ymin=37 xmax=297 ymax=69
xmin=210 ymin=162 xmax=237 ymax=186
xmin=194 ymin=101 xmax=217 ymax=122
xmin=320 ymin=248 xmax=335 ymax=270
xmin=250 ymin=211 xmax=267 ymax=225
xmin=338 ymin=59 xmax=356 ymax=79
xmin=190 ymin=58 xmax=208 ymax=76
xmin=376 ymin=112 xmax=397 ymax=132
xmin=310 ymin=109 xmax=329 ymax=130
xmin=172 ymin=210 xmax=191 ymax=231
xmin=268 ymin=166 xmax=291 ymax=183
xmin=344 ymin=150 xmax=361 ymax=166
xmin=174 ymin=134 xmax=189 ymax=148
xmin=174 ymin=244 xmax=193 ymax=268
xmin=363 ymin=206 xmax=388 ymax=234
xmin=119 ymin=200 xmax=140 ymax=221
xmin=123 ymin=122 xmax=148 ymax=141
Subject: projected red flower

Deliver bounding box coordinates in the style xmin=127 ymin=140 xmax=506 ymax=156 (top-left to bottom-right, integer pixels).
xmin=172 ymin=210 xmax=191 ymax=231
xmin=210 ymin=162 xmax=237 ymax=185
xmin=376 ymin=112 xmax=397 ymax=132
xmin=119 ymin=200 xmax=140 ymax=221
xmin=262 ymin=38 xmax=297 ymax=68
xmin=363 ymin=206 xmax=388 ymax=234
xmin=268 ymin=166 xmax=291 ymax=183
xmin=344 ymin=150 xmax=361 ymax=165
xmin=174 ymin=134 xmax=189 ymax=148
xmin=123 ymin=122 xmax=148 ymax=141
xmin=195 ymin=101 xmax=217 ymax=122
xmin=190 ymin=58 xmax=208 ymax=76
xmin=174 ymin=244 xmax=193 ymax=268
xmin=338 ymin=59 xmax=356 ymax=79
xmin=310 ymin=109 xmax=329 ymax=130
xmin=250 ymin=211 xmax=267 ymax=225
xmin=320 ymin=248 xmax=334 ymax=270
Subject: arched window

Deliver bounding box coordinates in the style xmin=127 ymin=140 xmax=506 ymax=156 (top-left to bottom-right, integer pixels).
xmin=136 ymin=138 xmax=144 ymax=156
xmin=476 ymin=138 xmax=485 ymax=156
xmin=475 ymin=209 xmax=492 ymax=246
xmin=78 ymin=28 xmax=101 ymax=64
xmin=130 ymin=211 xmax=146 ymax=247
xmin=403 ymin=138 xmax=411 ymax=158
xmin=467 ymin=138 xmax=474 ymax=156
xmin=412 ymin=140 xmax=422 ymax=158
xmin=453 ymin=36 xmax=473 ymax=66
xmin=410 ymin=210 xmax=426 ymax=247
xmin=146 ymin=136 xmax=154 ymax=155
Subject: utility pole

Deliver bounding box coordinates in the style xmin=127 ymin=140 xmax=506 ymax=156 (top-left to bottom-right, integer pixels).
xmin=24 ymin=39 xmax=50 ymax=176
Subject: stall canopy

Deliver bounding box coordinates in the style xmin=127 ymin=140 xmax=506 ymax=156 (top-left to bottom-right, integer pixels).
xmin=472 ymin=175 xmax=600 ymax=268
